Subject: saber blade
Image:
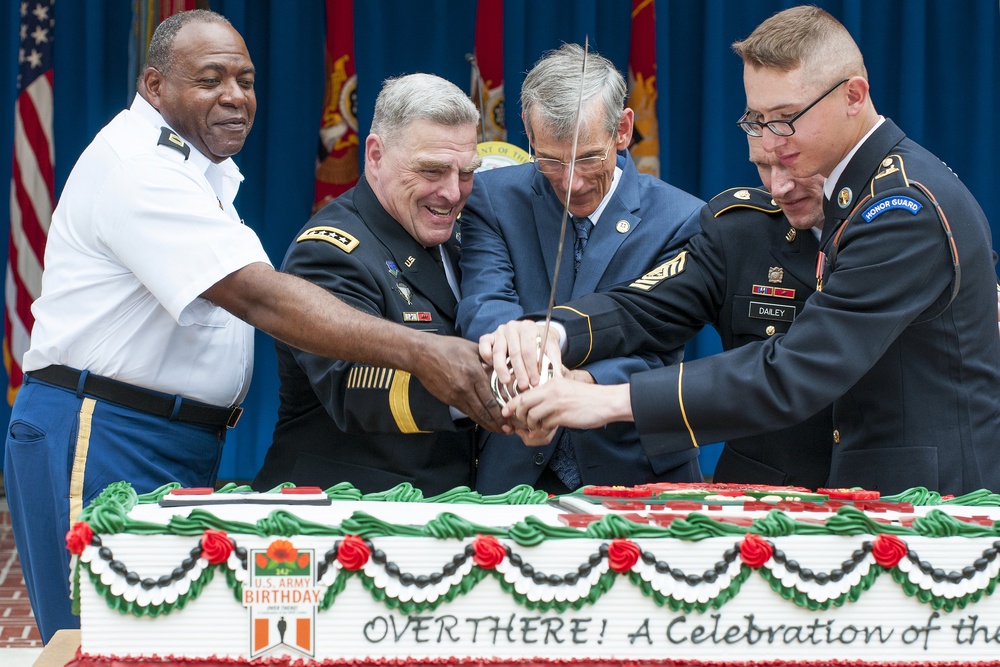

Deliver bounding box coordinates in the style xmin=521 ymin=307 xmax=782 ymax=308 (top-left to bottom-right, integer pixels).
xmin=538 ymin=37 xmax=589 ymax=371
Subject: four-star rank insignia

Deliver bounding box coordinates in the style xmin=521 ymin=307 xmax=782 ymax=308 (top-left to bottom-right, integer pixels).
xmin=296 ymin=226 xmax=359 ymax=253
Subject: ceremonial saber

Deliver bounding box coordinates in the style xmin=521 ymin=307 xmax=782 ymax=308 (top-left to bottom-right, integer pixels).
xmin=490 ymin=39 xmax=590 ymax=406
xmin=538 ymin=37 xmax=589 ymax=371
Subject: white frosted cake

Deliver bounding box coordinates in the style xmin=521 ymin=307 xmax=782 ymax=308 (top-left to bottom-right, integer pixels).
xmin=67 ymin=481 xmax=1000 ymax=666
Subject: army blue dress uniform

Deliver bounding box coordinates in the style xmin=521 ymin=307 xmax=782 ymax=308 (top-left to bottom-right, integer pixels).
xmin=685 ymin=187 xmax=832 ymax=488
xmin=252 ymin=175 xmax=475 ymax=495
xmin=549 ymin=120 xmax=1000 ymax=496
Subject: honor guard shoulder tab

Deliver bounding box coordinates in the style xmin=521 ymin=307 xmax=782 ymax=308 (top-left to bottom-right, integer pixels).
xmin=708 ymin=187 xmax=781 ymax=218
xmin=295 ymin=226 xmax=360 ymax=253
xmin=157 ymin=127 xmax=190 ymax=160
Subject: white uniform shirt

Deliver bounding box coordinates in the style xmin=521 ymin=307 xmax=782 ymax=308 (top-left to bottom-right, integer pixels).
xmin=23 ymin=95 xmax=272 ymax=407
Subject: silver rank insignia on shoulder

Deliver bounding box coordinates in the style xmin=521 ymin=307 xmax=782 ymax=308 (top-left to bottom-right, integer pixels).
xmin=768 ymin=266 xmax=784 ymax=284
xmin=395 ymin=282 xmax=413 ymax=305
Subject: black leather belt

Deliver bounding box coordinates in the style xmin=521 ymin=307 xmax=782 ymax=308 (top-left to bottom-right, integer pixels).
xmin=28 ymin=365 xmax=242 ymax=429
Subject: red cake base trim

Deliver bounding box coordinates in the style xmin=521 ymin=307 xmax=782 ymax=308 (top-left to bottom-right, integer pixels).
xmin=66 ymin=649 xmax=1000 ymax=667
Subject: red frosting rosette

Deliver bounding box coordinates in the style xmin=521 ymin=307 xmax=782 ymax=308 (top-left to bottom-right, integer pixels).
xmin=607 ymin=539 xmax=641 ymax=573
xmin=739 ymin=533 xmax=774 ymax=568
xmin=200 ymin=529 xmax=234 ymax=565
xmin=871 ymin=533 xmax=908 ymax=568
xmin=472 ymin=535 xmax=506 ymax=569
xmin=337 ymin=535 xmax=371 ymax=571
xmin=65 ymin=522 xmax=94 ymax=555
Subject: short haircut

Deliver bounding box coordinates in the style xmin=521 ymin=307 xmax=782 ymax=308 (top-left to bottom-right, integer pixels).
xmin=731 ymin=5 xmax=867 ymax=87
xmin=145 ymin=9 xmax=232 ymax=75
xmin=370 ymin=73 xmax=479 ymax=149
xmin=521 ymin=43 xmax=626 ymax=143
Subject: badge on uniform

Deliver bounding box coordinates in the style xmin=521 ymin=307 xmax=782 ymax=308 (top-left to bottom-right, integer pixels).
xmin=386 ymin=260 xmax=399 ymax=277
xmin=749 ymin=301 xmax=797 ymax=322
xmin=403 ymin=312 xmax=432 ymax=322
xmin=768 ymin=267 xmax=784 ymax=284
xmin=296 ymin=226 xmax=360 ymax=253
xmin=157 ymin=127 xmax=190 ymax=159
xmin=861 ymin=196 xmax=922 ymax=223
xmin=629 ymin=251 xmax=687 ymax=291
xmin=752 ymin=284 xmax=796 ymax=299
xmin=837 ymin=187 xmax=853 ymax=209
xmin=395 ymin=282 xmax=413 ymax=305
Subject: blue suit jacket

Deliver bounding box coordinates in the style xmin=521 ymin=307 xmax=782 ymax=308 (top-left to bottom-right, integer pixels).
xmin=457 ymin=151 xmax=704 ymax=493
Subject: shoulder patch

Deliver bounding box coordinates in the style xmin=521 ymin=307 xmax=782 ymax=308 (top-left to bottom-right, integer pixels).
xmin=629 ymin=251 xmax=687 ymax=291
xmin=708 ymin=187 xmax=780 ymax=218
xmin=296 ymin=226 xmax=360 ymax=253
xmin=157 ymin=127 xmax=190 ymax=159
xmin=860 ymin=196 xmax=923 ymax=223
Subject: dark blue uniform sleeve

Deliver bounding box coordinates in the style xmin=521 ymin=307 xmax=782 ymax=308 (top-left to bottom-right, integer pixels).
xmin=284 ymin=238 xmax=459 ymax=435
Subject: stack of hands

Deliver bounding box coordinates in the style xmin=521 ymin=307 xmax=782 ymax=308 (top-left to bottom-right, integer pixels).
xmin=479 ymin=288 xmax=1000 ymax=445
xmin=479 ymin=320 xmax=632 ymax=446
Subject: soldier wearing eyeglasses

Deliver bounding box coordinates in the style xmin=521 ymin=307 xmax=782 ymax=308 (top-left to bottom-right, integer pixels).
xmin=456 ymin=43 xmax=704 ymax=495
xmin=488 ymin=6 xmax=1000 ymax=497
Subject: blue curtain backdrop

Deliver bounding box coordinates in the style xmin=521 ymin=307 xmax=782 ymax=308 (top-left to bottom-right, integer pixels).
xmin=0 ymin=0 xmax=997 ymax=480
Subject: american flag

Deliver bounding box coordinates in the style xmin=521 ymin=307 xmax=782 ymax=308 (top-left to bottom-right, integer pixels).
xmin=5 ymin=0 xmax=55 ymax=403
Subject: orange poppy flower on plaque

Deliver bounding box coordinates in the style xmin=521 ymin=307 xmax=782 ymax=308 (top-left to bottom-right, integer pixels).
xmin=266 ymin=539 xmax=299 ymax=563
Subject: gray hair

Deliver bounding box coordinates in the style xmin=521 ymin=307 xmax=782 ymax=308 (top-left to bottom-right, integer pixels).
xmin=521 ymin=43 xmax=626 ymax=143
xmin=371 ymin=73 xmax=479 ymax=148
xmin=145 ymin=9 xmax=232 ymax=75
xmin=732 ymin=5 xmax=867 ymax=87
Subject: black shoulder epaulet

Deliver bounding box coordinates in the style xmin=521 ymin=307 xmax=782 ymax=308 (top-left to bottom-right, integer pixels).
xmin=295 ymin=226 xmax=359 ymax=253
xmin=869 ymin=154 xmax=910 ymax=198
xmin=707 ymin=187 xmax=780 ymax=218
xmin=157 ymin=127 xmax=190 ymax=160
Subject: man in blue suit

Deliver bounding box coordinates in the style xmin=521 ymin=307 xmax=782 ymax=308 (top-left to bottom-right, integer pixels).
xmin=457 ymin=44 xmax=704 ymax=494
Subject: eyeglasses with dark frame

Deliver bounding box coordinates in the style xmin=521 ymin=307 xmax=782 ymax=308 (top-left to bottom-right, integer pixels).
xmin=737 ymin=78 xmax=849 ymax=138
xmin=530 ymin=135 xmax=617 ymax=175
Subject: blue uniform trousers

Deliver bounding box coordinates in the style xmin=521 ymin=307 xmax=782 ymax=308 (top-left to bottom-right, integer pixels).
xmin=3 ymin=375 xmax=226 ymax=642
